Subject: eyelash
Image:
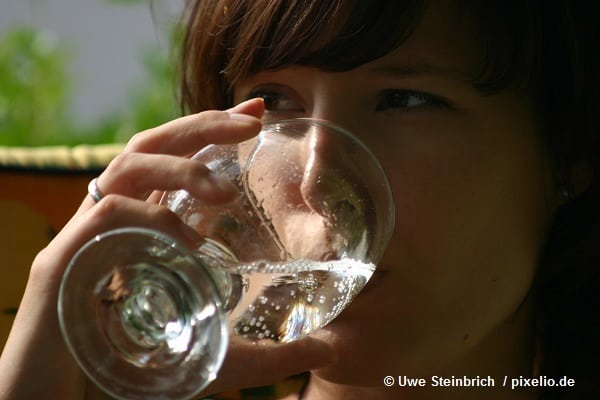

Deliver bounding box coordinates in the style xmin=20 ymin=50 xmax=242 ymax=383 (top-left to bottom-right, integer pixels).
xmin=247 ymin=90 xmax=304 ymax=113
xmin=375 ymin=89 xmax=448 ymax=112
xmin=247 ymin=88 xmax=448 ymax=113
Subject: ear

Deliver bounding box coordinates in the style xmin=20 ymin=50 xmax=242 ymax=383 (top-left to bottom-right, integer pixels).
xmin=561 ymin=159 xmax=593 ymax=204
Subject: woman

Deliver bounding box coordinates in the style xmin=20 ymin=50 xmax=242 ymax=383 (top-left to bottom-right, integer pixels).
xmin=1 ymin=1 xmax=598 ymax=399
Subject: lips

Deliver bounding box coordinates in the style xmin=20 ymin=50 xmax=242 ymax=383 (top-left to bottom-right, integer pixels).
xmin=357 ymin=268 xmax=389 ymax=296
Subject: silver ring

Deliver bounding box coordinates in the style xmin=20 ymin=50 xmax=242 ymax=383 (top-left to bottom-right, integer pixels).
xmin=87 ymin=178 xmax=104 ymax=203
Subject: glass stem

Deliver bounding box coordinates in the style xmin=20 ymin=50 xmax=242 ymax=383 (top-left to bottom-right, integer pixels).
xmin=116 ymin=239 xmax=242 ymax=349
xmin=194 ymin=239 xmax=244 ymax=312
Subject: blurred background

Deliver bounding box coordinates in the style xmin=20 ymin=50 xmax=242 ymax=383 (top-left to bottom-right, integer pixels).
xmin=0 ymin=0 xmax=186 ymax=352
xmin=0 ymin=0 xmax=183 ymax=146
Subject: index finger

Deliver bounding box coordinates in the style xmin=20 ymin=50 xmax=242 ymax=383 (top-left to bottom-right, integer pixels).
xmin=124 ymin=98 xmax=265 ymax=156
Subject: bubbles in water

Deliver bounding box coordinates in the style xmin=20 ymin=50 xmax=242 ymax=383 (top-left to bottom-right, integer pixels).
xmin=228 ymin=258 xmax=374 ymax=342
xmin=298 ymin=273 xmax=319 ymax=294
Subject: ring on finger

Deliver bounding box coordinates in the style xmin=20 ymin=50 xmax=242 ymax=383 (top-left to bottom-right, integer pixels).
xmin=87 ymin=177 xmax=104 ymax=203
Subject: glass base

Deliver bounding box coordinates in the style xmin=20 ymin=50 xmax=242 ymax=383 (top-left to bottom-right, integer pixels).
xmin=58 ymin=228 xmax=228 ymax=400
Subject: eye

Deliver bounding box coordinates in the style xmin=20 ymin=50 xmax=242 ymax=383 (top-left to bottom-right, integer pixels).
xmin=247 ymin=88 xmax=304 ymax=113
xmin=375 ymin=90 xmax=447 ymax=112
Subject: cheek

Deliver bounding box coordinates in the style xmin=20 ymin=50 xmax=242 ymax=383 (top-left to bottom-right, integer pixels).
xmin=385 ymin=135 xmax=548 ymax=308
xmin=379 ymin=108 xmax=551 ymax=282
xmin=351 ymin=126 xmax=553 ymax=369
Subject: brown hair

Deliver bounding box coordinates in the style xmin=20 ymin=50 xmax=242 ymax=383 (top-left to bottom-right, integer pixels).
xmin=178 ymin=1 xmax=600 ymax=398
xmin=179 ymin=0 xmax=425 ymax=112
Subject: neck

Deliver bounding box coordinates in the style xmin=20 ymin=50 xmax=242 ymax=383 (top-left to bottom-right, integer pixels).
xmin=301 ymin=296 xmax=538 ymax=400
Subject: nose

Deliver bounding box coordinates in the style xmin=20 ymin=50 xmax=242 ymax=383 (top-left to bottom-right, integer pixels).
xmin=302 ymin=96 xmax=371 ymax=182
xmin=303 ymin=93 xmax=362 ymax=172
xmin=299 ymin=119 xmax=391 ymax=261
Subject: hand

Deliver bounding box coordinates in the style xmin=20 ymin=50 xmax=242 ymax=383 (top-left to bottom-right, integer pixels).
xmin=0 ymin=98 xmax=336 ymax=399
xmin=1 ymin=99 xmax=264 ymax=399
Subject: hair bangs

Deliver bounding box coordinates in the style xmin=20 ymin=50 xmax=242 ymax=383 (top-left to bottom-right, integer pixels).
xmin=223 ymin=1 xmax=427 ymax=86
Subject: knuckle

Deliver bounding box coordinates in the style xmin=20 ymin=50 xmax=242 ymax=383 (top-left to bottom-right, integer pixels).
xmin=194 ymin=110 xmax=226 ymax=123
xmin=126 ymin=131 xmax=150 ymax=152
xmin=106 ymin=151 xmax=135 ymax=172
xmin=90 ymin=194 xmax=124 ymax=219
xmin=30 ymin=246 xmax=53 ymax=275
xmin=102 ymin=153 xmax=146 ymax=195
xmin=30 ymin=244 xmax=72 ymax=283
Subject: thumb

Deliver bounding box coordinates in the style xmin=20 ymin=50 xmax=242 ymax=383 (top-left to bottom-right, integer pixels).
xmin=202 ymin=337 xmax=336 ymax=395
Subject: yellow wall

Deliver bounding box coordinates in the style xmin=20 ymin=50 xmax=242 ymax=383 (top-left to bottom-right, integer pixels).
xmin=0 ymin=170 xmax=97 ymax=350
xmin=0 ymin=144 xmax=122 ymax=350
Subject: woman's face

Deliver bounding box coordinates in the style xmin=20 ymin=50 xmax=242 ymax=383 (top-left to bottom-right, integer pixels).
xmin=233 ymin=0 xmax=559 ymax=385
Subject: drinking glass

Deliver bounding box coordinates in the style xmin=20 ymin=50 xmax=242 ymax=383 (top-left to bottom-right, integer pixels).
xmin=58 ymin=118 xmax=395 ymax=400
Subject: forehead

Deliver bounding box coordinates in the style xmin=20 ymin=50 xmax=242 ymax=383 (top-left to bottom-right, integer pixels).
xmin=364 ymin=0 xmax=479 ymax=79
xmin=256 ymin=0 xmax=480 ymax=81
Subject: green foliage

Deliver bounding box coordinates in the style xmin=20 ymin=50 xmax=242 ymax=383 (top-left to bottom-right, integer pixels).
xmin=0 ymin=29 xmax=74 ymax=146
xmin=111 ymin=44 xmax=180 ymax=143
xmin=0 ymin=22 xmax=180 ymax=146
